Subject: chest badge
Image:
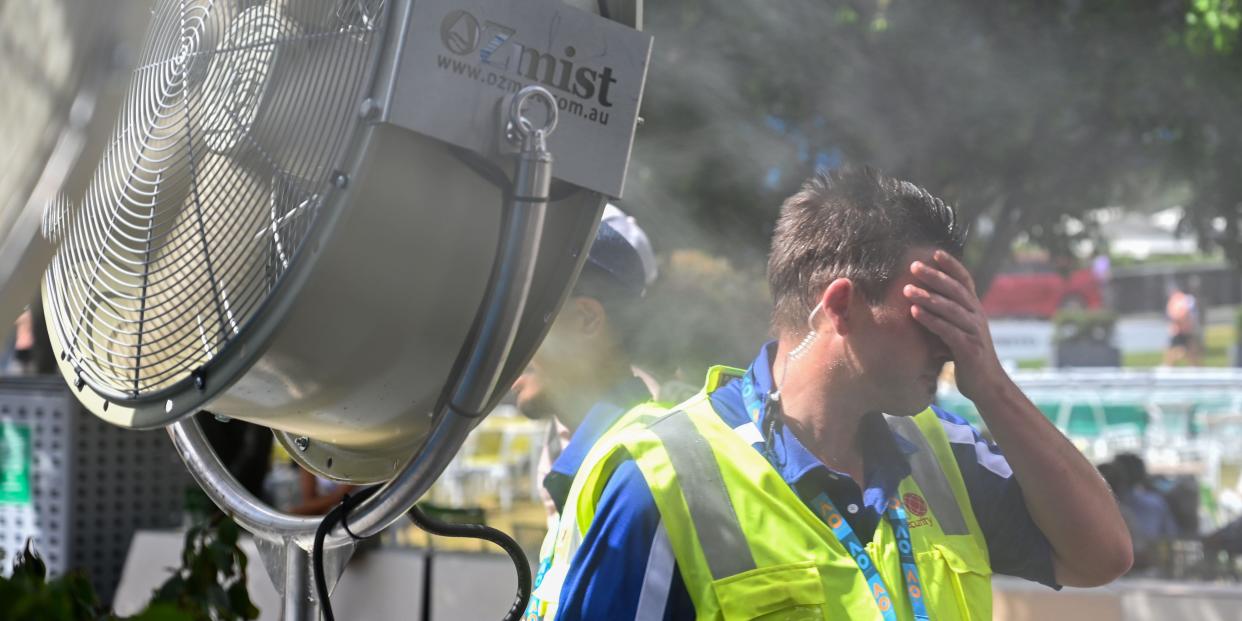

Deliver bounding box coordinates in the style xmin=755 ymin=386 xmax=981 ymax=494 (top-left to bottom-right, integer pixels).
xmin=903 ymin=492 xmax=928 ymax=517
xmin=903 ymin=492 xmax=936 ymax=529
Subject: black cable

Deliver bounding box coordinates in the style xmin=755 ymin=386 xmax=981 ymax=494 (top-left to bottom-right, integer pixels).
xmin=313 ymin=486 xmax=379 ymax=621
xmin=762 ymin=394 xmax=787 ymax=468
xmin=409 ymin=505 xmax=532 ymax=621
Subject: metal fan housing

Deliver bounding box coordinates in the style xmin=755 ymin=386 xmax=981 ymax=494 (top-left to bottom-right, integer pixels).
xmin=45 ymin=0 xmax=651 ymax=483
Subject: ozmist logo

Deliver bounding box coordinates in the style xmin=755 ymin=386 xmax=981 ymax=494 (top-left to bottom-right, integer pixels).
xmin=440 ymin=10 xmax=481 ymax=56
xmin=438 ymin=10 xmax=619 ymax=108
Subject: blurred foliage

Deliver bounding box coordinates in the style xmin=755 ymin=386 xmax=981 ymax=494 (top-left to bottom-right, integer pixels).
xmin=148 ymin=514 xmax=258 ymax=621
xmin=626 ymin=0 xmax=1242 ymax=301
xmin=0 ymin=542 xmax=111 ymax=621
xmin=623 ymin=249 xmax=770 ymax=381
xmin=0 ymin=514 xmax=257 ymax=621
xmin=1187 ymin=0 xmax=1241 ymax=52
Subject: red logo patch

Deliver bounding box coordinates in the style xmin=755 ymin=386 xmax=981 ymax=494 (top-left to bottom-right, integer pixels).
xmin=903 ymin=493 xmax=928 ymax=517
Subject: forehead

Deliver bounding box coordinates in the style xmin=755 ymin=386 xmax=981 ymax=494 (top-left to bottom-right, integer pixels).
xmin=904 ymin=245 xmax=939 ymax=262
xmin=882 ymin=246 xmax=940 ymax=297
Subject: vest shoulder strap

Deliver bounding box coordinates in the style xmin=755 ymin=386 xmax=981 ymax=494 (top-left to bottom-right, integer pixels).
xmin=885 ymin=412 xmax=971 ymax=536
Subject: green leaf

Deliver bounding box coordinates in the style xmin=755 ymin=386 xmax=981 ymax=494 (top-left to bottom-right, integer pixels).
xmin=227 ymin=583 xmax=260 ymax=621
xmin=216 ymin=519 xmax=240 ymax=548
xmin=124 ymin=602 xmax=194 ymax=621
xmin=209 ymin=544 xmax=234 ymax=574
xmin=0 ymin=516 xmax=259 ymax=621
xmin=13 ymin=540 xmax=47 ymax=582
xmin=206 ymin=583 xmax=231 ymax=613
xmin=61 ymin=571 xmax=101 ymax=615
xmin=153 ymin=574 xmax=186 ymax=603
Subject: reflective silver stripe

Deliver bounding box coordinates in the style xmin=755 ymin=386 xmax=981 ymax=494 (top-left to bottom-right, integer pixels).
xmin=886 ymin=415 xmax=970 ymax=535
xmin=649 ymin=411 xmax=757 ymax=579
xmin=634 ymin=520 xmax=675 ymax=621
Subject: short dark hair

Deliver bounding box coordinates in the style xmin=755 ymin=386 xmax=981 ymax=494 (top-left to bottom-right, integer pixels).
xmin=571 ymin=264 xmax=644 ymax=359
xmin=767 ymin=166 xmax=966 ymax=333
xmin=572 ymin=263 xmax=638 ymax=310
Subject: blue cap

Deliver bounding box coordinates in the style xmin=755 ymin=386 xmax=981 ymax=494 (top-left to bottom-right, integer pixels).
xmin=579 ymin=204 xmax=657 ymax=300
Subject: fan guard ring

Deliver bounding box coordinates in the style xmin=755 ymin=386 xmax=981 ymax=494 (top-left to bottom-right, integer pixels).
xmin=45 ymin=0 xmax=389 ymax=416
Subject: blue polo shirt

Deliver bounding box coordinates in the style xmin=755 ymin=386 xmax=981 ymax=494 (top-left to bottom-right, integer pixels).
xmin=553 ymin=343 xmax=1059 ymax=620
xmin=543 ymin=376 xmax=654 ymax=513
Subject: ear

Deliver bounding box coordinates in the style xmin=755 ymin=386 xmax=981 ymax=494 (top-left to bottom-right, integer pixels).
xmin=569 ymin=296 xmax=607 ymax=337
xmin=820 ymin=278 xmax=854 ymax=335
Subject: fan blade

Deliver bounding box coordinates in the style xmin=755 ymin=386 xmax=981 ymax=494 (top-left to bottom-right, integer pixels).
xmin=190 ymin=0 xmax=375 ymax=186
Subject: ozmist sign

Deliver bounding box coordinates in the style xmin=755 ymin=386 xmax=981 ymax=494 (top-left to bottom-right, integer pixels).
xmin=439 ymin=9 xmax=620 ymax=118
xmin=395 ymin=0 xmax=652 ymax=197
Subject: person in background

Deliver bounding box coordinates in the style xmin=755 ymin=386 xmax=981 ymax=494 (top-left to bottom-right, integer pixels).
xmin=537 ymin=167 xmax=1132 ymax=620
xmin=1164 ymin=279 xmax=1202 ymax=366
xmin=1161 ymin=475 xmax=1202 ymax=538
xmin=1098 ymin=460 xmax=1143 ymax=571
xmin=1098 ymin=461 xmax=1137 ymax=523
xmin=11 ymin=309 xmax=35 ymax=374
xmin=1113 ymin=453 xmax=1180 ymax=542
xmin=1 ymin=311 xmax=28 ymax=375
xmin=513 ymin=204 xmax=662 ymax=619
xmin=197 ymin=412 xmax=276 ymax=504
xmin=513 ymin=203 xmax=660 ymax=521
xmin=289 ymin=468 xmax=358 ymax=516
xmin=2 ymin=300 xmax=56 ymax=376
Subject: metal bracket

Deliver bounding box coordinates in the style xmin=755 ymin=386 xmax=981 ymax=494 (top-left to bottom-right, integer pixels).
xmin=497 ymin=87 xmax=559 ymax=157
xmin=253 ymin=535 xmax=356 ymax=621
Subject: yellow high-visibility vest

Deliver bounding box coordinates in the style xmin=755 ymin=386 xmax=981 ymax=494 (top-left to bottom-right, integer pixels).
xmin=526 ymin=401 xmax=669 ymax=620
xmin=536 ymin=366 xmax=994 ymax=620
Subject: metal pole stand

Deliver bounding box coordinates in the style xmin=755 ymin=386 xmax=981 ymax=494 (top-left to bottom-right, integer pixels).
xmin=166 ymin=86 xmax=559 ymax=621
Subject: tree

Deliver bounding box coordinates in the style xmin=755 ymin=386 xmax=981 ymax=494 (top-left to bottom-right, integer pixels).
xmin=625 ymin=0 xmax=1242 ymax=293
xmin=1173 ymin=1 xmax=1242 ymax=266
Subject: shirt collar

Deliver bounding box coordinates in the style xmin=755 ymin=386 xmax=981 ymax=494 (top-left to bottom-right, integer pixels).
xmin=544 ymin=376 xmax=652 ymax=509
xmin=717 ymin=341 xmax=918 ymax=513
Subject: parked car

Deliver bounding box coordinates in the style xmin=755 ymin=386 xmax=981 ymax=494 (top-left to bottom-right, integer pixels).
xmin=981 ymin=261 xmax=1102 ymax=318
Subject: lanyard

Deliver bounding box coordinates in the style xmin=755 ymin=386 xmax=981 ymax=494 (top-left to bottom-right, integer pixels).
xmin=740 ymin=371 xmax=766 ymax=427
xmin=740 ymin=372 xmax=931 ymax=621
xmin=809 ymin=492 xmax=930 ymax=621
xmin=741 ymin=372 xmax=782 ymax=458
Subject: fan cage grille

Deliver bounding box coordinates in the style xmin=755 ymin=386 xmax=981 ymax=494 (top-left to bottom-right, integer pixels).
xmin=46 ymin=0 xmax=387 ymax=401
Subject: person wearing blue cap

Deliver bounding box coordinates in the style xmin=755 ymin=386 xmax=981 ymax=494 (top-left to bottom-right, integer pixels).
xmin=513 ymin=204 xmax=664 ymax=619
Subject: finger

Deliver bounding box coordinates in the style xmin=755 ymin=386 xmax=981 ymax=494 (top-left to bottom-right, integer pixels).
xmin=909 ymin=304 xmax=967 ymax=351
xmin=904 ymin=284 xmax=977 ymax=335
xmin=932 ymin=250 xmax=976 ymax=293
xmin=910 ymin=261 xmax=976 ymax=309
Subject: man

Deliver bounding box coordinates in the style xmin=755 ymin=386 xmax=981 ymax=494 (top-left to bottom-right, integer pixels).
xmin=1112 ymin=453 xmax=1179 ymax=543
xmin=1164 ymin=279 xmax=1202 ymax=366
xmin=540 ymin=168 xmax=1132 ymax=620
xmin=1100 ymin=454 xmax=1178 ymax=573
xmin=512 ymin=204 xmax=663 ymax=617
